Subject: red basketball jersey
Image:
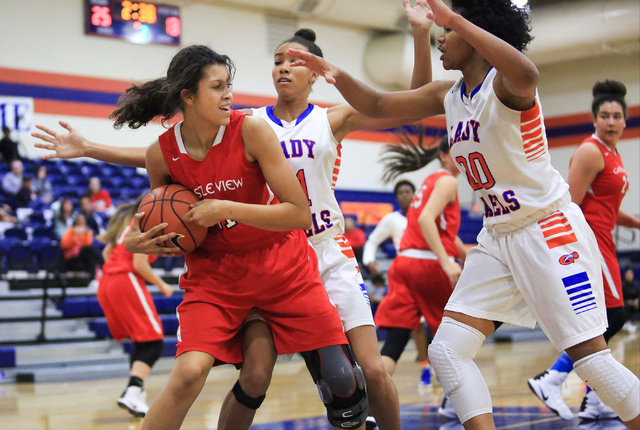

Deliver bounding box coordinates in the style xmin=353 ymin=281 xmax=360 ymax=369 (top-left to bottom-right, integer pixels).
xmin=102 ymin=220 xmax=157 ymax=275
xmin=157 ymin=110 xmax=288 ymax=255
xmin=573 ymin=135 xmax=629 ymax=307
xmin=576 ymin=136 xmax=629 ymax=232
xmin=399 ymin=169 xmax=461 ymax=258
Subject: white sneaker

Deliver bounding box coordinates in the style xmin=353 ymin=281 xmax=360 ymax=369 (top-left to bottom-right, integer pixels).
xmin=437 ymin=395 xmax=458 ymax=420
xmin=527 ymin=370 xmax=574 ymax=420
xmin=117 ymin=386 xmax=149 ymax=417
xmin=578 ymin=391 xmax=618 ymax=421
xmin=365 ymin=415 xmax=378 ymax=430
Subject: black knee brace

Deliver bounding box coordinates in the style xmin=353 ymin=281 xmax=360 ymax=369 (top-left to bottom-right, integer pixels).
xmin=301 ymin=344 xmax=369 ymax=429
xmin=131 ymin=340 xmax=163 ymax=368
xmin=380 ymin=327 xmax=412 ymax=362
xmin=232 ymin=379 xmax=265 ymax=410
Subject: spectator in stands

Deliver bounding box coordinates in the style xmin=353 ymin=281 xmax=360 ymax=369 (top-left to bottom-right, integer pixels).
xmin=60 ymin=213 xmax=103 ymax=278
xmin=343 ymin=216 xmax=367 ymax=268
xmin=31 ymin=165 xmax=53 ymax=204
xmin=367 ymin=273 xmax=388 ymax=310
xmin=622 ymin=267 xmax=639 ymax=323
xmin=79 ymin=196 xmax=105 ymax=235
xmin=84 ymin=176 xmax=114 ymax=215
xmin=97 ymin=200 xmax=173 ymax=417
xmin=0 ymin=205 xmax=17 ymax=224
xmin=0 ymin=126 xmax=19 ymax=163
xmin=15 ymin=176 xmax=36 ymax=208
xmin=53 ymin=198 xmax=76 ymax=239
xmin=2 ymin=159 xmax=23 ymax=196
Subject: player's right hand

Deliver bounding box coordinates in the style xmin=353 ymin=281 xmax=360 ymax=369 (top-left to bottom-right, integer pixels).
xmin=32 ymin=120 xmax=88 ymax=160
xmin=125 ymin=212 xmax=182 ymax=256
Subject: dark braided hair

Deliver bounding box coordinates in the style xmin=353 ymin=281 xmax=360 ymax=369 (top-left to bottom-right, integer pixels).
xmin=111 ymin=45 xmax=235 ymax=129
xmin=278 ymin=28 xmax=323 ymax=57
xmin=592 ymin=80 xmax=627 ymax=119
xmin=451 ymin=0 xmax=533 ymax=52
xmin=381 ymin=127 xmax=450 ymax=183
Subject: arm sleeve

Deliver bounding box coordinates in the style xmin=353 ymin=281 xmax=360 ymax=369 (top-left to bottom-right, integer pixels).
xmin=362 ymin=215 xmax=394 ymax=266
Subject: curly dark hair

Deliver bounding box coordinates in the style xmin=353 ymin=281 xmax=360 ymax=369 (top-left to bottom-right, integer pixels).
xmin=111 ymin=45 xmax=235 ymax=129
xmin=277 ymin=28 xmax=323 ymax=57
xmin=451 ymin=0 xmax=533 ymax=52
xmin=381 ymin=127 xmax=449 ymax=183
xmin=592 ymin=80 xmax=627 ymax=119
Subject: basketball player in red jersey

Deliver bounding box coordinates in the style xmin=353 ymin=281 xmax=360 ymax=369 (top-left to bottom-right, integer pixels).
xmin=97 ymin=199 xmax=174 ymax=418
xmin=374 ymin=135 xmax=466 ymax=402
xmin=105 ymin=45 xmax=368 ymax=430
xmin=528 ymin=80 xmax=640 ymax=422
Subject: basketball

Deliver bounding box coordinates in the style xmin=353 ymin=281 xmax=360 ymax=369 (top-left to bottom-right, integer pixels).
xmin=137 ymin=184 xmax=208 ymax=256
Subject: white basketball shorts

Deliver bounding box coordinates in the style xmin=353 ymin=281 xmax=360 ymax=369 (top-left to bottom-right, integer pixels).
xmin=446 ymin=202 xmax=607 ymax=351
xmin=313 ymin=234 xmax=375 ymax=332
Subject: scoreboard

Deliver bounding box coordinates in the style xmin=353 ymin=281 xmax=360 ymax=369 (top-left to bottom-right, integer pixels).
xmin=85 ymin=0 xmax=180 ymax=46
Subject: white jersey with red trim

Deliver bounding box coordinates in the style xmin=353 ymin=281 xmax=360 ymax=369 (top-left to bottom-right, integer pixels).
xmin=252 ymin=105 xmax=345 ymax=244
xmin=444 ymin=68 xmax=569 ymax=229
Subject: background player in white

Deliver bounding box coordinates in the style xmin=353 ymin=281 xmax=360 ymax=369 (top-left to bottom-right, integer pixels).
xmin=287 ymin=0 xmax=640 ymax=428
xmin=528 ymin=79 xmax=640 ymax=422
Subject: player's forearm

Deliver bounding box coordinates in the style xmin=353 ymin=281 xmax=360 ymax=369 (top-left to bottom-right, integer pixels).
xmin=411 ymin=23 xmax=432 ymax=89
xmin=617 ymin=210 xmax=640 ymax=229
xmin=225 ymin=201 xmax=312 ymax=232
xmin=333 ymin=70 xmax=388 ymax=118
xmin=84 ymin=141 xmax=147 ymax=168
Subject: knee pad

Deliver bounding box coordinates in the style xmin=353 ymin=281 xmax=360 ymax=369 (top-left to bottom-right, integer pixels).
xmin=380 ymin=328 xmax=412 ymax=362
xmin=428 ymin=317 xmax=492 ymax=423
xmin=232 ymin=379 xmax=265 ymax=410
xmin=302 ymin=345 xmax=368 ymax=429
xmin=574 ymin=349 xmax=640 ymax=422
xmin=131 ymin=340 xmax=164 ymax=367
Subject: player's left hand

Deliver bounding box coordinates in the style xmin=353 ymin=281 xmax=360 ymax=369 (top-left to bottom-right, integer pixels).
xmin=405 ymin=0 xmax=434 ymax=31
xmin=183 ymin=199 xmax=229 ymax=228
xmin=287 ymin=48 xmax=338 ymax=84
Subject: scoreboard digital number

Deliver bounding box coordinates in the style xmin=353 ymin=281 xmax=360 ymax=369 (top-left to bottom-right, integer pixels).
xmin=85 ymin=0 xmax=181 ymax=45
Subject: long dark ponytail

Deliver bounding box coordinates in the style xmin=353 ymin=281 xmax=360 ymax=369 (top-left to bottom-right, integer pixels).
xmin=111 ymin=45 xmax=235 ymax=129
xmin=381 ymin=127 xmax=450 ymax=183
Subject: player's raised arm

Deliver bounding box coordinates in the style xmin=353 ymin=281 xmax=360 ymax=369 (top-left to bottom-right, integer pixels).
xmin=32 ymin=120 xmax=147 ymax=168
xmin=426 ymin=0 xmax=537 ymax=106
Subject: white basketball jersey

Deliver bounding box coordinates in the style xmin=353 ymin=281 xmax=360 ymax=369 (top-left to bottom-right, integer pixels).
xmin=444 ymin=68 xmax=568 ymax=229
xmin=253 ymin=105 xmax=345 ymax=243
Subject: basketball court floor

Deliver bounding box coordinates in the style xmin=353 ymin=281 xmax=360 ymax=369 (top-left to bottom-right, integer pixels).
xmin=1 ymin=326 xmax=637 ymax=430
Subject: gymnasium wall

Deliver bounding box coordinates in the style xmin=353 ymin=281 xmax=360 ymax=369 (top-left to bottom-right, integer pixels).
xmin=1 ymin=0 xmax=638 ymax=222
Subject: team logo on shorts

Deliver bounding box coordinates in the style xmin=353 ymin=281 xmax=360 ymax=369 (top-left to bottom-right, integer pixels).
xmin=559 ymin=251 xmax=579 ymax=265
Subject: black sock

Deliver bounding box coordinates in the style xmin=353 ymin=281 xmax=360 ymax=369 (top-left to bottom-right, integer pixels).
xmin=128 ymin=376 xmax=144 ymax=388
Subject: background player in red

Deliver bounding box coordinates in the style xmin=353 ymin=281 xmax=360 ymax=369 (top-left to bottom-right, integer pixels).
xmin=108 ymin=45 xmax=366 ymax=430
xmin=374 ymin=135 xmax=466 ymax=406
xmin=528 ymin=80 xmax=640 ymax=422
xmin=97 ymin=199 xmax=174 ymax=417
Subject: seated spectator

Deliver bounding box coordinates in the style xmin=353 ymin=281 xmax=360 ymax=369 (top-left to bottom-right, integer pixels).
xmin=31 ymin=165 xmax=53 ymax=204
xmin=79 ymin=196 xmax=105 ymax=235
xmin=367 ymin=273 xmax=388 ymax=312
xmin=0 ymin=126 xmax=19 ymax=163
xmin=85 ymin=177 xmax=114 ymax=215
xmin=622 ymin=267 xmax=640 ymax=324
xmin=53 ymin=198 xmax=76 ymax=239
xmin=15 ymin=176 xmax=36 ymax=208
xmin=343 ymin=216 xmax=367 ymax=268
xmin=2 ymin=159 xmax=23 ymax=196
xmin=60 ymin=213 xmax=103 ymax=277
xmin=0 ymin=204 xmax=17 ymax=224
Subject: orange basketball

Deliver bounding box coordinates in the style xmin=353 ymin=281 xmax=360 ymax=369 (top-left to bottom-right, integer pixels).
xmin=137 ymin=184 xmax=208 ymax=256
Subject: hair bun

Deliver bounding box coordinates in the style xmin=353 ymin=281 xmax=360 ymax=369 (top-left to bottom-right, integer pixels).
xmin=294 ymin=28 xmax=316 ymax=43
xmin=593 ymin=80 xmax=626 ymax=100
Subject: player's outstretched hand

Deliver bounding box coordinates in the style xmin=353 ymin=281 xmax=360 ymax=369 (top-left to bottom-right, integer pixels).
xmin=287 ymin=49 xmax=338 ymax=84
xmin=124 ymin=212 xmax=182 ymax=256
xmin=425 ymin=0 xmax=456 ymax=28
xmin=32 ymin=121 xmax=88 ymax=160
xmin=405 ymin=0 xmax=434 ymax=31
xmin=441 ymin=259 xmax=462 ymax=289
